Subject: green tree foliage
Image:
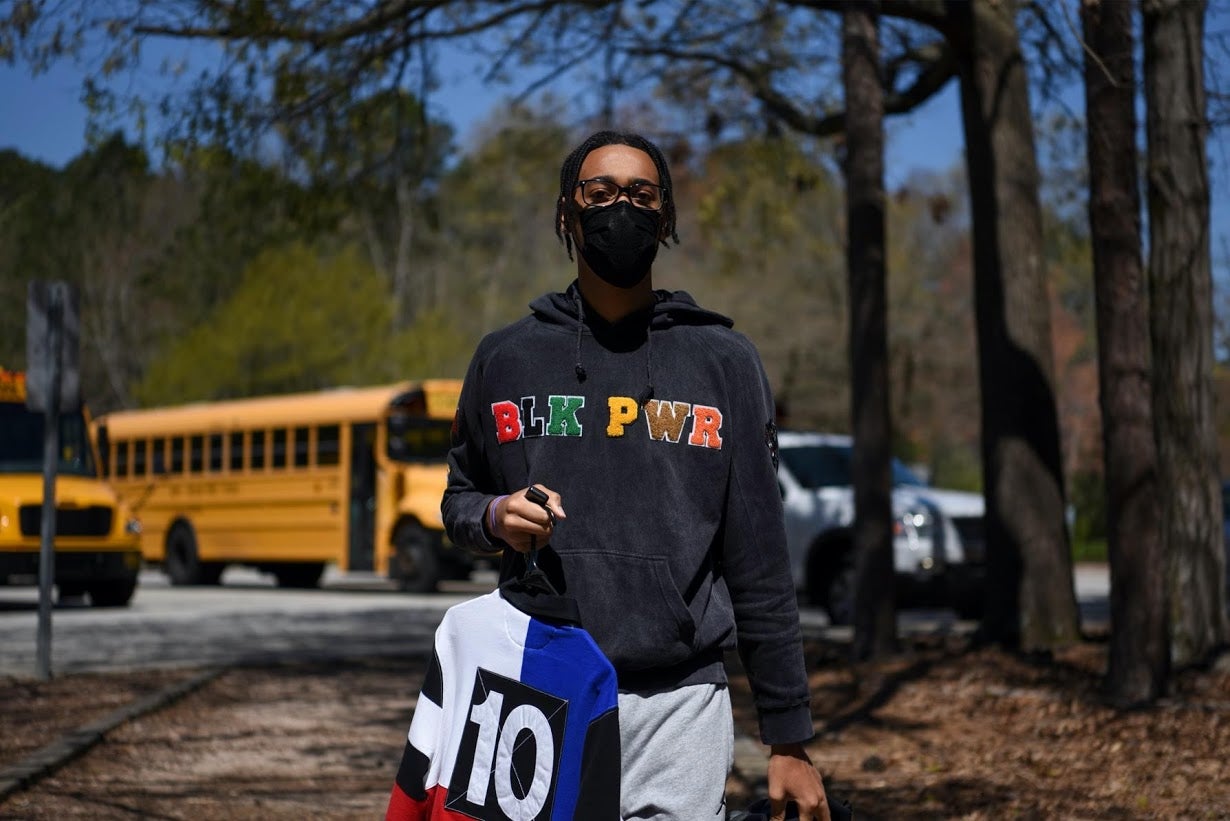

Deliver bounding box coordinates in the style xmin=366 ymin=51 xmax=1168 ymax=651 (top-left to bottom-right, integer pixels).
xmin=166 ymin=146 xmax=349 ymax=313
xmin=0 ymin=148 xmax=59 ymax=366
xmin=431 ymin=106 xmax=574 ymax=335
xmin=285 ymin=88 xmax=456 ymax=327
xmin=0 ymin=132 xmax=352 ymax=412
xmin=136 ymin=241 xmax=467 ymax=404
xmin=675 ymin=136 xmax=982 ymax=488
xmin=0 ymin=104 xmax=1077 ymax=506
xmin=679 ymin=136 xmax=848 ymax=431
xmin=0 ymin=135 xmax=182 ymax=410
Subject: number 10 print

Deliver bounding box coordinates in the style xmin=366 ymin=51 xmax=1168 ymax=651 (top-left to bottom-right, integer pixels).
xmin=446 ymin=668 xmax=570 ymax=820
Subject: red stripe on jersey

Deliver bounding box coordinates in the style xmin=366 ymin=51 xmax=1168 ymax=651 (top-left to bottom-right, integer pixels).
xmin=386 ymin=783 xmax=477 ymax=820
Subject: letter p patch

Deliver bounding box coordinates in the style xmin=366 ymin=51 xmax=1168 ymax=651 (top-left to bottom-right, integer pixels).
xmin=607 ymin=396 xmax=639 ymax=437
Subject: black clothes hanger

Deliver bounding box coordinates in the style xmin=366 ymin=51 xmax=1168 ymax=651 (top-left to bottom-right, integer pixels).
xmin=498 ymin=487 xmax=580 ymax=624
xmin=523 ymin=486 xmax=555 ymax=584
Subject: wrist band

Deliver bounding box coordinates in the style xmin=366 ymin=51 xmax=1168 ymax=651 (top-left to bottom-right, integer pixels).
xmin=488 ymin=495 xmax=509 ymax=538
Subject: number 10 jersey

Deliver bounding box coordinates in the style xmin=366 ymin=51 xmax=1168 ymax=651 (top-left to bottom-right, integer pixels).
xmin=386 ymin=588 xmax=621 ymax=820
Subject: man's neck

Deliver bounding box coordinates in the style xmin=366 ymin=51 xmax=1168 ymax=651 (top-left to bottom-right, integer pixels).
xmin=576 ymin=268 xmax=655 ymax=324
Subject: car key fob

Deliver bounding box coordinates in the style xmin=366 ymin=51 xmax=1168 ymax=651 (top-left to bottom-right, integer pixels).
xmin=523 ymin=486 xmax=554 ymax=572
xmin=525 ymin=486 xmax=555 ymax=525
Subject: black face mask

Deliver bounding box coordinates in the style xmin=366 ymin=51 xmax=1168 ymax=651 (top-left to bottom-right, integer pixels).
xmin=577 ymin=201 xmax=662 ymax=289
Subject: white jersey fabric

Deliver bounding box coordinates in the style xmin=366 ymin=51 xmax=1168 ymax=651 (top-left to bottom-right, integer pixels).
xmin=387 ymin=585 xmax=621 ymax=820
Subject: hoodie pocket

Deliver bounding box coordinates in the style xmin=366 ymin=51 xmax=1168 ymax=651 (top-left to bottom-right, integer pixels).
xmin=559 ymin=549 xmax=697 ymax=672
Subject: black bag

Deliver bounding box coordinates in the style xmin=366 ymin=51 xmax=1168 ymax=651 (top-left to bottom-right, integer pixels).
xmin=730 ymin=795 xmax=854 ymax=821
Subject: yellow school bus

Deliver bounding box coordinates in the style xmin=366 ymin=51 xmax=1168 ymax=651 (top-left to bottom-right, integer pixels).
xmin=0 ymin=368 xmax=142 ymax=606
xmin=94 ymin=379 xmax=464 ymax=592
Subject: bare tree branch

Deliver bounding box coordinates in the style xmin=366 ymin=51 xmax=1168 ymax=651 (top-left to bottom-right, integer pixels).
xmin=786 ymin=0 xmax=951 ymax=32
xmin=130 ymin=1 xmax=611 ymax=46
xmin=631 ymin=37 xmax=956 ymax=136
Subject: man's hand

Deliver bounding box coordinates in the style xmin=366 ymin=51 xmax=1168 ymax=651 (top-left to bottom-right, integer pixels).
xmin=767 ymin=743 xmax=829 ymax=821
xmin=487 ymin=485 xmax=566 ymax=553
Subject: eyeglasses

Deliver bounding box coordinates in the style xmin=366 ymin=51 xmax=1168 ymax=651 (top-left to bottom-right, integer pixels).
xmin=575 ymin=178 xmax=665 ymax=211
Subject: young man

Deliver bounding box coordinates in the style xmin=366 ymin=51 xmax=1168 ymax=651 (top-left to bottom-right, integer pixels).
xmin=442 ymin=130 xmax=829 ymax=820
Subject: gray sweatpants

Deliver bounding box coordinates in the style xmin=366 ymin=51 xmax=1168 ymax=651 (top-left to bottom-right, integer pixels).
xmin=618 ymin=683 xmax=735 ymax=821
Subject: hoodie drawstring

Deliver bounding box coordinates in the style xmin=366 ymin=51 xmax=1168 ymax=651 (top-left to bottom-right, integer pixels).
xmin=637 ymin=328 xmax=654 ymax=408
xmin=571 ymin=285 xmax=655 ymax=407
xmin=573 ymin=290 xmax=588 ymax=383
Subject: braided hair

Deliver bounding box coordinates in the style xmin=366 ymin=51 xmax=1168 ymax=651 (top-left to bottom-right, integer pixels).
xmin=555 ymin=130 xmax=680 ymax=260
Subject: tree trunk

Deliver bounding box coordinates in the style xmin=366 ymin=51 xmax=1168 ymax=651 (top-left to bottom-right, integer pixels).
xmin=843 ymin=0 xmax=897 ymax=660
xmin=1081 ymin=0 xmax=1168 ymax=705
xmin=1142 ymin=0 xmax=1229 ymax=668
xmin=948 ymin=0 xmax=1081 ymax=651
xmin=393 ymin=172 xmax=415 ymax=330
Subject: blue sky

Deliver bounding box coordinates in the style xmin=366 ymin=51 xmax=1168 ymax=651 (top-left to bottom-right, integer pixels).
xmin=0 ymin=41 xmax=1225 ymax=280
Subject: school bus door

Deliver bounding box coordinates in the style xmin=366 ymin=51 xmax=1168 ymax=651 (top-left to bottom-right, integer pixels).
xmin=348 ymin=423 xmax=376 ymax=571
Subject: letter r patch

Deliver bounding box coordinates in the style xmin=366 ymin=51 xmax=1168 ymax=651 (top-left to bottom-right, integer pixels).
xmin=688 ymin=405 xmax=724 ymax=449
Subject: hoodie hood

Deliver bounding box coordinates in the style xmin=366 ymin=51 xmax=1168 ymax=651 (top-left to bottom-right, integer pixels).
xmin=529 ymin=281 xmax=734 ymax=332
xmin=529 ymin=281 xmax=734 ymax=404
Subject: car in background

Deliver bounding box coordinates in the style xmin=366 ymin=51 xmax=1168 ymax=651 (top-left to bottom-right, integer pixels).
xmin=776 ymin=430 xmax=986 ymax=624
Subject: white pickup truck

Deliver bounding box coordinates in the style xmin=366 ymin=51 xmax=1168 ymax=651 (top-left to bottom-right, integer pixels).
xmin=776 ymin=430 xmax=986 ymax=624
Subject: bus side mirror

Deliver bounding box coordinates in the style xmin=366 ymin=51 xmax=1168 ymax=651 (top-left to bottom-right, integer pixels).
xmin=97 ymin=425 xmax=110 ymax=476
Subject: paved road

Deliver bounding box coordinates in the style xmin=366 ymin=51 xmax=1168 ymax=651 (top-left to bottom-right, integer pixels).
xmin=0 ymin=564 xmax=1111 ymax=678
xmin=0 ymin=567 xmax=476 ymax=677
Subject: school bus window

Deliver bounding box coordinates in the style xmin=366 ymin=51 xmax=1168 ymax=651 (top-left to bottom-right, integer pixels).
xmin=209 ymin=433 xmax=223 ymax=473
xmin=387 ymin=414 xmax=453 ymax=462
xmin=293 ymin=427 xmax=309 ymax=468
xmin=229 ymin=432 xmax=244 ymax=472
xmin=189 ymin=435 xmax=204 ymax=473
xmin=251 ymin=430 xmax=267 ymax=470
xmin=115 ymin=440 xmax=129 ymax=478
xmin=171 ymin=436 xmax=185 ymax=473
xmin=134 ymin=439 xmax=147 ymax=476
xmin=272 ymin=427 xmax=288 ymax=469
xmin=317 ymin=425 xmax=340 ymax=466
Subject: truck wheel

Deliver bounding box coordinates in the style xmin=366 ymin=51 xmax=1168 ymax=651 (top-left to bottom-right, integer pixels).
xmin=88 ymin=578 xmax=137 ymax=607
xmin=824 ymin=557 xmax=857 ymax=626
xmin=809 ymin=542 xmax=855 ymax=626
xmin=165 ymin=524 xmax=203 ymax=586
xmin=953 ymin=591 xmax=984 ymax=621
xmin=393 ymin=522 xmax=439 ymax=594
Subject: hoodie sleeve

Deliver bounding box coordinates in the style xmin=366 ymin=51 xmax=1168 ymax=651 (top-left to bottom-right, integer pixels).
xmin=720 ymin=336 xmax=814 ymax=745
xmin=441 ymin=340 xmax=501 ymax=554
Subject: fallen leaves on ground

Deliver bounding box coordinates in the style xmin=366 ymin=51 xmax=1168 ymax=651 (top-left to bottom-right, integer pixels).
xmin=3 ymin=638 xmax=1228 ymax=819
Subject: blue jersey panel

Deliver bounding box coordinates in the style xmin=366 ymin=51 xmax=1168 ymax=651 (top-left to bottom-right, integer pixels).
xmin=520 ymin=619 xmax=618 ymax=820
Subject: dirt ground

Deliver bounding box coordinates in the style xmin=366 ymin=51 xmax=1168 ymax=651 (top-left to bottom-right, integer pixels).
xmin=2 ymin=636 xmax=1229 ymax=820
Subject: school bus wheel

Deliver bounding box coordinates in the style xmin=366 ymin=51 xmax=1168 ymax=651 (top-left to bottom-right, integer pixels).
xmin=57 ymin=583 xmax=87 ymax=601
xmin=393 ymin=521 xmax=439 ymax=594
xmin=88 ymin=578 xmax=137 ymax=607
xmin=271 ymin=562 xmax=325 ymax=589
xmin=165 ymin=523 xmax=204 ymax=586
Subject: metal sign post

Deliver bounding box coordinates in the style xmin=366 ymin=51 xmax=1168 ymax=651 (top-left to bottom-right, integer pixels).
xmin=26 ymin=281 xmax=80 ymax=681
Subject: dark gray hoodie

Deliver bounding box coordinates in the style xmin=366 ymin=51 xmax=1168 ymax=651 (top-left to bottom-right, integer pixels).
xmin=442 ymin=281 xmax=812 ymax=745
